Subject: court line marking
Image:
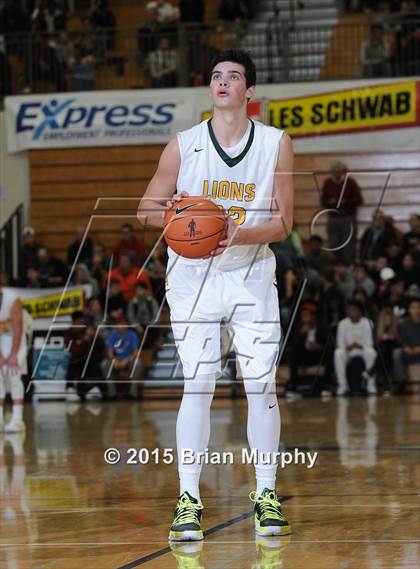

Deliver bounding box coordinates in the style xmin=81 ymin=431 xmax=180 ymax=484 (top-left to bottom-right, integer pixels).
xmin=116 ymin=496 xmax=293 ymax=568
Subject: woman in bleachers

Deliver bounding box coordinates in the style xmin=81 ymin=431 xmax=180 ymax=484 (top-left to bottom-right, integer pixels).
xmin=374 ymin=306 xmax=401 ymax=391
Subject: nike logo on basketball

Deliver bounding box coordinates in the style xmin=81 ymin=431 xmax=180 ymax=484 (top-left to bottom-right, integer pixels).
xmin=175 ymin=204 xmax=196 ymax=215
xmin=269 ymin=403 xmax=276 ymax=409
xmin=194 ymin=148 xmax=204 ymax=152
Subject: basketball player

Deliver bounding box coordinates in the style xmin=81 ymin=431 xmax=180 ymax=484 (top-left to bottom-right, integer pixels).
xmin=0 ymin=286 xmax=26 ymax=432
xmin=138 ymin=50 xmax=294 ymax=541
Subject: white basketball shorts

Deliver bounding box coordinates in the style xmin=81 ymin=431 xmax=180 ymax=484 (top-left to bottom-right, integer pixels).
xmin=166 ymin=254 xmax=281 ymax=383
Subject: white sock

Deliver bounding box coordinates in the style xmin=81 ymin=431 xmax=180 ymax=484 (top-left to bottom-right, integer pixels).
xmin=11 ymin=404 xmax=23 ymax=421
xmin=244 ymin=381 xmax=280 ymax=497
xmin=176 ymin=373 xmax=216 ymax=503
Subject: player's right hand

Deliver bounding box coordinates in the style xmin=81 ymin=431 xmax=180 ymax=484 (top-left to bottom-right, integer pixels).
xmin=166 ymin=191 xmax=190 ymax=209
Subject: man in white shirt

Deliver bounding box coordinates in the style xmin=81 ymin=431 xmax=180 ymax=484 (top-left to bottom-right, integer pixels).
xmin=334 ymin=300 xmax=376 ymax=396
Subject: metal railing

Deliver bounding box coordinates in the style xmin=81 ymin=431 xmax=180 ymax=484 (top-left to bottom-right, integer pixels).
xmin=0 ymin=19 xmax=419 ymax=98
xmin=0 ymin=204 xmax=23 ymax=283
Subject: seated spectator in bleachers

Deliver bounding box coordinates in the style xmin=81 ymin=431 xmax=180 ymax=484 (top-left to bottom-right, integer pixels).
xmin=88 ymin=0 xmax=116 ymax=50
xmin=342 ymin=263 xmax=376 ymax=301
xmin=400 ymin=252 xmax=420 ymax=289
xmin=375 ymin=307 xmax=401 ymax=390
xmin=67 ymin=226 xmax=93 ymax=268
xmin=385 ymin=241 xmax=403 ymax=273
xmin=31 ymin=0 xmax=67 ymax=33
xmin=106 ymin=253 xmax=152 ymax=301
xmin=64 ymin=311 xmax=108 ymax=401
xmin=286 ymin=303 xmax=333 ymax=396
xmin=334 ymin=300 xmax=377 ymax=395
xmin=383 ymin=0 xmax=420 ymax=74
xmin=48 ymin=31 xmax=74 ymax=91
xmin=112 ymin=223 xmax=145 ymax=265
xmin=320 ymin=160 xmax=363 ymax=265
xmin=402 ymin=213 xmax=420 ymax=254
xmin=128 ymin=282 xmax=159 ymax=348
xmin=148 ymin=37 xmax=178 ymax=88
xmin=188 ymin=33 xmax=217 ymax=86
xmin=25 ymin=267 xmax=42 ymax=288
xmin=138 ymin=3 xmax=162 ymax=64
xmin=377 ymin=276 xmax=407 ymax=315
xmin=35 ymin=247 xmax=68 ymax=287
xmin=89 ymin=241 xmax=109 ymax=286
xmin=319 ymin=268 xmax=347 ymax=333
xmin=179 ymin=0 xmax=205 ymax=23
xmin=71 ymin=263 xmax=99 ymax=296
xmin=352 ymin=286 xmax=378 ymax=322
xmin=359 ymin=210 xmax=397 ymax=266
xmin=85 ymin=296 xmax=105 ymax=328
xmin=99 ymin=278 xmax=126 ymax=320
xmin=144 ymin=240 xmax=168 ymax=303
xmin=68 ymin=41 xmax=95 ymax=91
xmin=360 ymin=24 xmax=391 ymax=77
xmin=105 ymin=315 xmax=142 ymax=398
xmin=304 ymin=235 xmax=335 ymax=274
xmin=19 ymin=226 xmax=42 ymax=285
xmin=392 ymin=297 xmax=420 ymax=393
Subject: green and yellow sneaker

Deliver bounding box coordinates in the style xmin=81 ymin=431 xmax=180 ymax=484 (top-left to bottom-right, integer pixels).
xmin=169 ymin=491 xmax=204 ymax=542
xmin=169 ymin=541 xmax=205 ymax=569
xmin=250 ymin=488 xmax=291 ymax=537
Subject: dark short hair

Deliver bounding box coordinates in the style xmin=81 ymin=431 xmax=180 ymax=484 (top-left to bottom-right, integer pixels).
xmin=348 ymin=300 xmax=364 ymax=314
xmin=407 ymin=297 xmax=420 ymax=309
xmin=122 ymin=223 xmax=133 ymax=231
xmin=210 ymin=50 xmax=256 ymax=88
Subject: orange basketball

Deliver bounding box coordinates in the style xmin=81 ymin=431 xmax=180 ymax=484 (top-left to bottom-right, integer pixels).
xmin=163 ymin=197 xmax=226 ymax=259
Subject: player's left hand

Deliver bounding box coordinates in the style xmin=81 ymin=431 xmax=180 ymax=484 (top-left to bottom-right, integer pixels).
xmin=5 ymin=354 xmax=19 ymax=374
xmin=204 ymin=216 xmax=243 ymax=258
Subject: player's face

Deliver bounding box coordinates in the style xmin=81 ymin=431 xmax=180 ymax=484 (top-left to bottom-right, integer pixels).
xmin=209 ymin=62 xmax=255 ymax=109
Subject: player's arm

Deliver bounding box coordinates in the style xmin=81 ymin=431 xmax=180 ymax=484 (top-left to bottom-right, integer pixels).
xmin=219 ymin=133 xmax=294 ymax=249
xmin=6 ymin=298 xmax=23 ymax=371
xmin=137 ymin=137 xmax=187 ymax=228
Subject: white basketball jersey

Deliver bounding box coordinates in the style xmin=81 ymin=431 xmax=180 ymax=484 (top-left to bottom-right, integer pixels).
xmin=171 ymin=118 xmax=284 ymax=271
xmin=0 ymin=288 xmax=20 ymax=337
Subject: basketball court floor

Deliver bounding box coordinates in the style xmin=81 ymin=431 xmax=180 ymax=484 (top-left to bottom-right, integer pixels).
xmin=0 ymin=395 xmax=419 ymax=569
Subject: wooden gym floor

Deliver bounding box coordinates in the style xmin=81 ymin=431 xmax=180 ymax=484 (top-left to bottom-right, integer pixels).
xmin=0 ymin=395 xmax=419 ymax=569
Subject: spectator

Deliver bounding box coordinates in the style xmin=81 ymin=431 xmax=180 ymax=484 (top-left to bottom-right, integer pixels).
xmin=127 ymin=282 xmax=160 ymax=348
xmin=68 ymin=41 xmax=95 ymax=91
xmin=334 ymin=300 xmax=377 ymax=395
xmin=359 ymin=210 xmax=397 ymax=265
xmin=90 ymin=241 xmax=109 ymax=285
xmin=138 ymin=3 xmax=162 ymax=62
xmin=304 ymin=235 xmax=335 ymax=274
xmin=179 ymin=0 xmax=205 ymax=22
xmin=375 ymin=307 xmax=400 ymax=390
xmin=99 ymin=278 xmax=126 ymax=320
xmin=400 ymin=252 xmax=420 ymax=288
xmin=35 ymin=247 xmax=68 ymax=287
xmin=25 ymin=267 xmax=42 ymax=288
xmin=360 ymin=24 xmax=391 ymax=77
xmin=378 ymin=276 xmax=407 ymax=315
xmin=49 ymin=31 xmax=74 ymax=91
xmin=85 ymin=296 xmax=105 ymax=328
xmin=67 ymin=226 xmax=93 ymax=268
xmin=144 ymin=240 xmax=168 ymax=303
xmin=31 ymin=0 xmax=67 ymax=33
xmin=341 ymin=263 xmax=376 ymax=300
xmin=71 ymin=263 xmax=99 ymax=296
xmin=88 ymin=0 xmax=116 ymax=50
xmin=105 ymin=315 xmax=142 ymax=398
xmin=352 ymin=286 xmax=378 ymax=322
xmin=148 ymin=37 xmax=178 ymax=87
xmin=286 ymin=303 xmax=333 ymax=396
xmin=402 ymin=213 xmax=420 ymax=253
xmin=188 ymin=33 xmax=217 ymax=86
xmin=320 ymin=160 xmax=363 ymax=265
xmin=19 ymin=227 xmax=42 ymax=284
xmin=112 ymin=223 xmax=145 ymax=265
xmin=392 ymin=297 xmax=420 ymax=393
xmin=107 ymin=253 xmax=152 ymax=301
xmin=319 ymin=268 xmax=347 ymax=333
xmin=385 ymin=241 xmax=403 ymax=273
xmin=64 ymin=312 xmax=109 ymax=401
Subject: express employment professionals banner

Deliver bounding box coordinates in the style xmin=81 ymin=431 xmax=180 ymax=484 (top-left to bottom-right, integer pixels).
xmin=5 ymin=90 xmax=195 ymax=153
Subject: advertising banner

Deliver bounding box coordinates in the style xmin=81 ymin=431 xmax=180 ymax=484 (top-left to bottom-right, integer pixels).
xmin=5 ymin=90 xmax=195 ymax=153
